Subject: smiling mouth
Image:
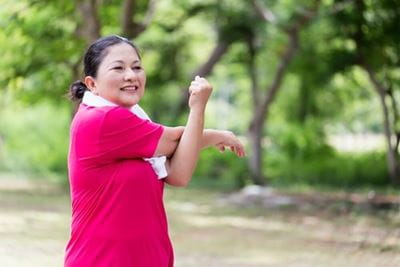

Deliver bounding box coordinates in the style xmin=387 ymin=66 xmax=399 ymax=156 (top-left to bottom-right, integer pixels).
xmin=120 ymin=85 xmax=139 ymax=92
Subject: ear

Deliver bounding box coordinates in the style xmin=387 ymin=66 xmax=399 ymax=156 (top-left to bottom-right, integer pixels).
xmin=84 ymin=76 xmax=98 ymax=95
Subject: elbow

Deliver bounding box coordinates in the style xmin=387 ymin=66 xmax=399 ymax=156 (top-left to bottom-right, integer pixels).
xmin=179 ymin=177 xmax=191 ymax=187
xmin=173 ymin=178 xmax=191 ymax=188
xmin=166 ymin=175 xmax=191 ymax=187
xmin=175 ymin=181 xmax=190 ymax=188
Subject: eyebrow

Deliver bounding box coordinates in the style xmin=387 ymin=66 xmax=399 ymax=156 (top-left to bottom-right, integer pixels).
xmin=110 ymin=59 xmax=140 ymax=65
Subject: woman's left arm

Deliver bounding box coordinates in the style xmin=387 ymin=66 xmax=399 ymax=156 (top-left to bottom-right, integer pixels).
xmin=153 ymin=126 xmax=185 ymax=158
xmin=156 ymin=128 xmax=245 ymax=158
xmin=163 ymin=128 xmax=245 ymax=185
xmin=200 ymin=129 xmax=245 ymax=157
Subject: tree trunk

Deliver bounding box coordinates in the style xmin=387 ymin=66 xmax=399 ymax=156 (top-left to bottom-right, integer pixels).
xmin=363 ymin=63 xmax=400 ymax=185
xmin=353 ymin=0 xmax=400 ymax=186
xmin=75 ymin=0 xmax=101 ymax=43
xmin=246 ymin=25 xmax=301 ymax=185
xmin=173 ymin=38 xmax=232 ymax=117
xmin=248 ymin=119 xmax=266 ymax=185
xmin=121 ymin=0 xmax=137 ymax=36
xmin=70 ymin=0 xmax=102 ymax=116
xmin=246 ymin=0 xmax=319 ymax=185
xmin=121 ymin=0 xmax=157 ymax=39
xmin=387 ymin=83 xmax=400 ymax=155
xmin=246 ymin=35 xmax=265 ymax=185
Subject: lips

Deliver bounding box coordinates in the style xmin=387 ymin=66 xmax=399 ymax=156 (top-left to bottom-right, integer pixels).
xmin=120 ymin=85 xmax=139 ymax=91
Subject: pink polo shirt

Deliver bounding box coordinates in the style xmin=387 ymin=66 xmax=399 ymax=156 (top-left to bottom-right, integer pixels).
xmin=64 ymin=104 xmax=173 ymax=267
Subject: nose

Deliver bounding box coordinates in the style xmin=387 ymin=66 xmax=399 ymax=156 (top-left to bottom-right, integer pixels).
xmin=124 ymin=68 xmax=137 ymax=81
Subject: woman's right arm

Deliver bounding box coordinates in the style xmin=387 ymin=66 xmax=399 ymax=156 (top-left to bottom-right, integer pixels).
xmin=154 ymin=76 xmax=212 ymax=187
xmin=165 ymin=105 xmax=205 ymax=187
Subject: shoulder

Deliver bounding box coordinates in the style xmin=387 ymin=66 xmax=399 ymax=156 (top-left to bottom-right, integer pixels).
xmin=101 ymin=106 xmax=155 ymax=133
xmin=102 ymin=105 xmax=143 ymax=124
xmin=74 ymin=104 xmax=135 ymax=122
xmin=104 ymin=105 xmax=137 ymax=118
xmin=71 ymin=105 xmax=129 ymax=132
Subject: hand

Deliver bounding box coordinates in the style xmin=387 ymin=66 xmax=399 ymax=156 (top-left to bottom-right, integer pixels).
xmin=214 ymin=130 xmax=246 ymax=157
xmin=188 ymin=76 xmax=213 ymax=109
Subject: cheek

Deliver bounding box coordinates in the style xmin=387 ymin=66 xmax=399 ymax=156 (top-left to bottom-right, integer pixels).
xmin=141 ymin=73 xmax=146 ymax=86
xmin=103 ymin=75 xmax=121 ymax=90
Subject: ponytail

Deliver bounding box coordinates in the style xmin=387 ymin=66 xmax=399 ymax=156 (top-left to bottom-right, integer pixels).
xmin=69 ymin=80 xmax=87 ymax=101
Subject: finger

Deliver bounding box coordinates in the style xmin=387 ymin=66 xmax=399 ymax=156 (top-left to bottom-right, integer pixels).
xmin=238 ymin=144 xmax=245 ymax=157
xmin=233 ymin=144 xmax=243 ymax=157
xmin=238 ymin=147 xmax=244 ymax=157
xmin=240 ymin=147 xmax=246 ymax=157
xmin=189 ymin=85 xmax=199 ymax=94
xmin=196 ymin=77 xmax=208 ymax=85
xmin=236 ymin=146 xmax=242 ymax=157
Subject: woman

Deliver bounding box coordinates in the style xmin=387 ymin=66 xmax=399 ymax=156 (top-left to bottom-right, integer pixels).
xmin=65 ymin=35 xmax=245 ymax=267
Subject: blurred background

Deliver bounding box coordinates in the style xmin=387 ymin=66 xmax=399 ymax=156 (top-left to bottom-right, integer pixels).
xmin=0 ymin=0 xmax=399 ymax=266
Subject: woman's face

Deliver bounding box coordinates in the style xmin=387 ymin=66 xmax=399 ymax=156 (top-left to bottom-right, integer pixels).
xmin=86 ymin=43 xmax=146 ymax=108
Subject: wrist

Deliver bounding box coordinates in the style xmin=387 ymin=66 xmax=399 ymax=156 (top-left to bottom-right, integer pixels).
xmin=203 ymin=129 xmax=224 ymax=147
xmin=189 ymin=105 xmax=206 ymax=114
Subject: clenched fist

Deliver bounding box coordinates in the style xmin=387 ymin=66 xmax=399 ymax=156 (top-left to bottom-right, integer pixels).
xmin=188 ymin=76 xmax=213 ymax=109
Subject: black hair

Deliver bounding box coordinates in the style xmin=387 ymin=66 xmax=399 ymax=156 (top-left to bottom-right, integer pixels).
xmin=69 ymin=35 xmax=141 ymax=101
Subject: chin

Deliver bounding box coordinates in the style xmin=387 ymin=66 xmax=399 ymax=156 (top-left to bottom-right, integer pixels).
xmin=122 ymin=99 xmax=140 ymax=108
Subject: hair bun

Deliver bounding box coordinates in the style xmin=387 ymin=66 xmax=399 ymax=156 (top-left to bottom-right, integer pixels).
xmin=69 ymin=80 xmax=87 ymax=101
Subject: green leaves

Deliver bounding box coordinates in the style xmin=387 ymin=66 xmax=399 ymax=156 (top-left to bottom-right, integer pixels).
xmin=0 ymin=0 xmax=81 ymax=104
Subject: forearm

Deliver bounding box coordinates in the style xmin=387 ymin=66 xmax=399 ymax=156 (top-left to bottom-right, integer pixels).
xmin=166 ymin=128 xmax=226 ymax=150
xmin=166 ymin=108 xmax=205 ymax=187
xmin=154 ymin=127 xmax=219 ymax=158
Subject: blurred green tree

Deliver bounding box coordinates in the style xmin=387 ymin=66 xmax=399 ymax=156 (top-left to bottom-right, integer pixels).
xmin=329 ymin=0 xmax=400 ymax=185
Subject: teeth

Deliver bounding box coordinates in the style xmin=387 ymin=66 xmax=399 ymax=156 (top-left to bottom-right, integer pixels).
xmin=121 ymin=86 xmax=138 ymax=91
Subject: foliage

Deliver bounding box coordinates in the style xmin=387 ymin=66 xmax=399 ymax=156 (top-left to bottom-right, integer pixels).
xmin=265 ymin=114 xmax=388 ymax=188
xmin=0 ymin=102 xmax=69 ymax=177
xmin=0 ymin=0 xmax=82 ymax=104
xmin=0 ymin=0 xmax=398 ymax=188
xmin=193 ymin=147 xmax=250 ymax=189
xmin=269 ymin=150 xmax=389 ymax=188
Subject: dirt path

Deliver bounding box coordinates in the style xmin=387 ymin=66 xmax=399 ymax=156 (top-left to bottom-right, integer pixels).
xmin=0 ymin=177 xmax=399 ymax=266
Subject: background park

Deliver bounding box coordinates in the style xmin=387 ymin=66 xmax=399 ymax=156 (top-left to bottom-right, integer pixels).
xmin=0 ymin=0 xmax=400 ymax=266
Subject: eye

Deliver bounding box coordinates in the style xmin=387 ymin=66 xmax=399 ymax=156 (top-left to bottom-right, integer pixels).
xmin=132 ymin=66 xmax=142 ymax=71
xmin=112 ymin=66 xmax=123 ymax=70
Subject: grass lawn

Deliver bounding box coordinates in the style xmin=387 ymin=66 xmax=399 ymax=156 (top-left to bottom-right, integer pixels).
xmin=0 ymin=176 xmax=399 ymax=266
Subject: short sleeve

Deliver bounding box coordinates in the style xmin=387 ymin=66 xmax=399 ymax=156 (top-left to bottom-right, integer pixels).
xmin=98 ymin=106 xmax=164 ymax=161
